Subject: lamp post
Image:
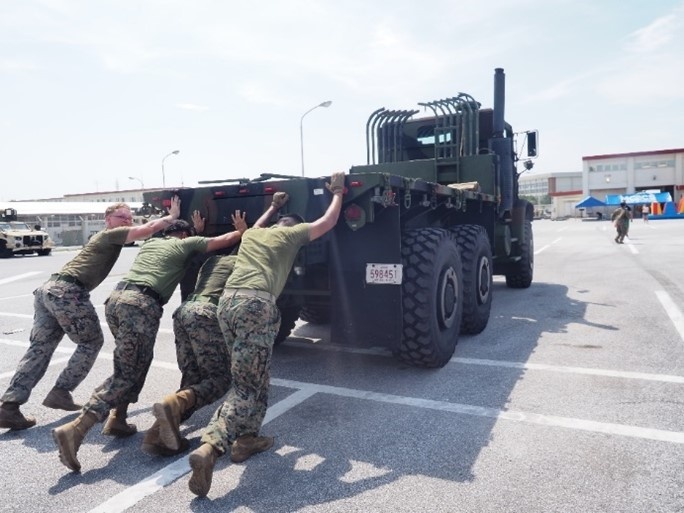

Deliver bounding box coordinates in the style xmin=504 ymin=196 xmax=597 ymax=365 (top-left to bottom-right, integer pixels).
xmin=300 ymin=101 xmax=332 ymax=176
xmin=161 ymin=150 xmax=180 ymax=189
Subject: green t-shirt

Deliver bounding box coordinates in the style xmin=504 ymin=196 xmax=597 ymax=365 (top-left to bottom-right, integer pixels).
xmin=226 ymin=223 xmax=310 ymax=297
xmin=193 ymin=255 xmax=236 ymax=298
xmin=124 ymin=236 xmax=209 ymax=303
xmin=59 ymin=227 xmax=130 ymax=291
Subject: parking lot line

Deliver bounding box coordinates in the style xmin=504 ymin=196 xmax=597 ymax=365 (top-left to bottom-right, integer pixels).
xmin=655 ymin=290 xmax=684 ymax=344
xmin=0 ymin=272 xmax=41 ymax=286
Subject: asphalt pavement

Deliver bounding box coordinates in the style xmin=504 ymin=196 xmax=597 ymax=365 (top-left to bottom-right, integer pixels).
xmin=1 ymin=219 xmax=683 ymax=512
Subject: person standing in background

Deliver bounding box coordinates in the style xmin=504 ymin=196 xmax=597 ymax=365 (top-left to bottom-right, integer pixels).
xmin=611 ymin=200 xmax=631 ymax=243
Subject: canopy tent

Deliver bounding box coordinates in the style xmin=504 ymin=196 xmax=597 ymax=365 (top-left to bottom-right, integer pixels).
xmin=605 ymin=192 xmax=672 ymax=205
xmin=575 ymin=196 xmax=606 ymax=208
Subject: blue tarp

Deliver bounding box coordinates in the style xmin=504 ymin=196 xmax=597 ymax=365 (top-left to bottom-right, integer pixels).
xmin=605 ymin=192 xmax=672 ymax=205
xmin=575 ymin=196 xmax=607 ymax=208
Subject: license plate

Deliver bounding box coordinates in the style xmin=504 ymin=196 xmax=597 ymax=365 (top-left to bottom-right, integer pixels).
xmin=365 ymin=263 xmax=403 ymax=285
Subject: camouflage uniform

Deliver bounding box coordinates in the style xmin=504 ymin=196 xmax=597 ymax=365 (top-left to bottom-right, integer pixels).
xmin=173 ymin=255 xmax=236 ymax=417
xmin=1 ymin=227 xmax=129 ymax=405
xmin=82 ymin=235 xmax=210 ymax=420
xmin=201 ymin=223 xmax=309 ymax=454
xmin=611 ymin=204 xmax=631 ymax=243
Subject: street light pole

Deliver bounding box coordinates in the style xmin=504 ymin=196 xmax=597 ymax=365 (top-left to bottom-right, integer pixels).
xmin=161 ymin=150 xmax=180 ymax=189
xmin=300 ymin=101 xmax=332 ymax=176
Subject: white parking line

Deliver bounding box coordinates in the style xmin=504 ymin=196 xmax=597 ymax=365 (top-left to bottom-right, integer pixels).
xmin=2 ymin=337 xmax=684 ymax=385
xmin=623 ymin=238 xmax=638 ymax=254
xmin=0 ymin=272 xmax=42 ymax=286
xmin=534 ymin=237 xmax=562 ymax=255
xmin=87 ymin=387 xmax=317 ymax=513
xmin=87 ymin=374 xmax=684 ymax=512
xmin=655 ymin=290 xmax=684 ymax=344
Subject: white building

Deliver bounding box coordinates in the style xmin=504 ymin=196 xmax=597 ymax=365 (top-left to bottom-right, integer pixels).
xmin=519 ymin=171 xmax=583 ymax=219
xmin=583 ymin=148 xmax=684 ymax=203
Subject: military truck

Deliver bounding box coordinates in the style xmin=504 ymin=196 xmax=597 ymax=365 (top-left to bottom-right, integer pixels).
xmin=0 ymin=208 xmax=54 ymax=258
xmin=144 ymin=68 xmax=537 ymax=368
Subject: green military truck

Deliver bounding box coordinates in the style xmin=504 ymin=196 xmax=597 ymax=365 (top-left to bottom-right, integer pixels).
xmin=145 ymin=68 xmax=537 ymax=368
xmin=0 ymin=208 xmax=54 ymax=258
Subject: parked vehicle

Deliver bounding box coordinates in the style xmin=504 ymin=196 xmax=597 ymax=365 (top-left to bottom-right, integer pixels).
xmin=145 ymin=68 xmax=538 ymax=368
xmin=0 ymin=208 xmax=53 ymax=258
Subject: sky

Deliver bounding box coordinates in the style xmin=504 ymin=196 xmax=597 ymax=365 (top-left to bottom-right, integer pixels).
xmin=2 ymin=0 xmax=683 ymax=201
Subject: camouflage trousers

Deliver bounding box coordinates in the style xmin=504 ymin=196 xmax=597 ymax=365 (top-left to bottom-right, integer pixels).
xmin=201 ymin=294 xmax=280 ymax=455
xmin=1 ymin=280 xmax=104 ymax=405
xmin=172 ymin=299 xmax=231 ymax=417
xmin=82 ymin=289 xmax=162 ymax=421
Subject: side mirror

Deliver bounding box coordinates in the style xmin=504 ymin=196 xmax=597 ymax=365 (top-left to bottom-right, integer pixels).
xmin=526 ymin=130 xmax=538 ymax=158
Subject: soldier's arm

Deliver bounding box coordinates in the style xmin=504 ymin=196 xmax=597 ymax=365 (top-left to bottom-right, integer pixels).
xmin=205 ymin=210 xmax=246 ymax=253
xmin=253 ymin=192 xmax=289 ymax=228
xmin=309 ymin=172 xmax=345 ymax=242
xmin=125 ymin=196 xmax=181 ymax=243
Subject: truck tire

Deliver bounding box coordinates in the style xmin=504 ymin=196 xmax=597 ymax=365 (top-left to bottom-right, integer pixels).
xmin=275 ymin=305 xmax=301 ymax=345
xmin=37 ymin=249 xmax=52 ymax=256
xmin=505 ymin=219 xmax=533 ymax=288
xmin=299 ymin=304 xmax=331 ymax=324
xmin=397 ymin=228 xmax=463 ymax=368
xmin=450 ymin=225 xmax=493 ymax=334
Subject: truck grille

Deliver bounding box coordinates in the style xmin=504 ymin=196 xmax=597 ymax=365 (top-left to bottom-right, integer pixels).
xmin=23 ymin=235 xmax=45 ymax=247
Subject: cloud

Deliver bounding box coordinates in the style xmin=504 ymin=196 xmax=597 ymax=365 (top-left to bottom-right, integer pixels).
xmin=625 ymin=13 xmax=678 ymax=54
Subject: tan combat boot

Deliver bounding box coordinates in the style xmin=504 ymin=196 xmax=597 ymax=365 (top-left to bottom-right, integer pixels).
xmin=42 ymin=387 xmax=82 ymax=411
xmin=0 ymin=402 xmax=37 ymax=430
xmin=188 ymin=443 xmax=218 ymax=497
xmin=152 ymin=389 xmax=196 ymax=453
xmin=141 ymin=419 xmax=189 ymax=456
xmin=230 ymin=434 xmax=274 ymax=463
xmin=52 ymin=411 xmax=98 ymax=472
xmin=102 ymin=403 xmax=137 ymax=437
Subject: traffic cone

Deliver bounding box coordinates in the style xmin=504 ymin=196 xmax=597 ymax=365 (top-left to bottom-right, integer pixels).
xmin=678 ymin=197 xmax=684 ymax=214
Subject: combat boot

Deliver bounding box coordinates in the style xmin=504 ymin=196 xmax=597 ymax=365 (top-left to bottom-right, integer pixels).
xmin=42 ymin=387 xmax=81 ymax=411
xmin=0 ymin=402 xmax=37 ymax=430
xmin=230 ymin=434 xmax=274 ymax=463
xmin=102 ymin=403 xmax=137 ymax=437
xmin=141 ymin=420 xmax=189 ymax=456
xmin=152 ymin=389 xmax=196 ymax=452
xmin=52 ymin=411 xmax=98 ymax=472
xmin=188 ymin=443 xmax=218 ymax=497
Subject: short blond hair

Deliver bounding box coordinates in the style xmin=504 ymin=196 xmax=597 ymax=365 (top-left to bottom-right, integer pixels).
xmin=105 ymin=203 xmax=130 ymax=217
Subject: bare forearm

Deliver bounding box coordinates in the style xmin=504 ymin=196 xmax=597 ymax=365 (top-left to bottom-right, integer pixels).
xmin=206 ymin=230 xmax=242 ymax=253
xmin=125 ymin=212 xmax=177 ymax=243
xmin=254 ymin=205 xmax=279 ymax=228
xmin=309 ymin=192 xmax=343 ymax=241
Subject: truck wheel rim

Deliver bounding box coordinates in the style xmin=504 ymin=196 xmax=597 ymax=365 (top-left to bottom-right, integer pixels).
xmin=438 ymin=267 xmax=459 ymax=329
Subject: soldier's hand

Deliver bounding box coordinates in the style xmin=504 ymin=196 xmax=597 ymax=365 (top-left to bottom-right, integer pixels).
xmin=325 ymin=172 xmax=346 ymax=195
xmin=272 ymin=192 xmax=289 ymax=209
xmin=191 ymin=210 xmax=205 ymax=235
xmin=232 ymin=210 xmax=248 ymax=234
xmin=168 ymin=195 xmax=181 ymax=219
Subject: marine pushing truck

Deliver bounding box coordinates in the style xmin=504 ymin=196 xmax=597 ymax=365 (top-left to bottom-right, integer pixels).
xmin=144 ymin=67 xmax=538 ymax=368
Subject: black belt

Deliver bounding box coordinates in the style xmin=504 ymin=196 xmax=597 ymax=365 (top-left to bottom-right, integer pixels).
xmin=115 ymin=281 xmax=163 ymax=305
xmin=187 ymin=294 xmax=219 ymax=306
xmin=51 ymin=273 xmax=85 ymax=288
